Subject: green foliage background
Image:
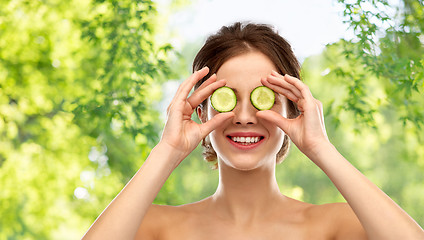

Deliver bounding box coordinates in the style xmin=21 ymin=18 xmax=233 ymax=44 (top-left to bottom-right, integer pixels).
xmin=0 ymin=0 xmax=423 ymax=238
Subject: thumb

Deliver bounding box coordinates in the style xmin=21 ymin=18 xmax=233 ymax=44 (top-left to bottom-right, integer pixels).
xmin=256 ymin=110 xmax=291 ymax=133
xmin=199 ymin=112 xmax=235 ymax=139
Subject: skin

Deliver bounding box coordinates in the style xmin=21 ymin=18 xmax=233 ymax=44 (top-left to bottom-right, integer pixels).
xmin=82 ymin=52 xmax=424 ymax=240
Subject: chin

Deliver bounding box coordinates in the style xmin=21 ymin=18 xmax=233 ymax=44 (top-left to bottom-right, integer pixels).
xmin=218 ymin=155 xmax=267 ymax=171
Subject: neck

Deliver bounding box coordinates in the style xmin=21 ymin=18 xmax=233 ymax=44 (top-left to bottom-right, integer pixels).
xmin=210 ymin=159 xmax=286 ymax=224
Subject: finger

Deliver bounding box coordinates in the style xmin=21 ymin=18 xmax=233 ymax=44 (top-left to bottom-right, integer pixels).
xmin=168 ymin=67 xmax=210 ymax=111
xmin=196 ymin=73 xmax=217 ymax=92
xmin=315 ymin=99 xmax=328 ymax=140
xmin=187 ymin=79 xmax=226 ymax=109
xmin=166 ymin=102 xmax=172 ymax=115
xmin=199 ymin=112 xmax=235 ymax=139
xmin=261 ymin=78 xmax=299 ymax=102
xmin=283 ymin=74 xmax=314 ymax=101
xmin=271 ymin=70 xmax=284 ymax=78
xmin=315 ymin=99 xmax=323 ymax=123
xmin=282 ymin=74 xmax=320 ymax=113
xmin=267 ymin=73 xmax=302 ymax=99
xmin=177 ymin=67 xmax=210 ymax=101
xmin=256 ymin=110 xmax=292 ymax=134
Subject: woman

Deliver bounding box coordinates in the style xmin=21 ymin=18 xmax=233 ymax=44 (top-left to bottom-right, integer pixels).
xmin=82 ymin=22 xmax=424 ymax=239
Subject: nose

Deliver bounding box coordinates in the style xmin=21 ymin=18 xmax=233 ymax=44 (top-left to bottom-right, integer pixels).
xmin=232 ymin=98 xmax=258 ymax=125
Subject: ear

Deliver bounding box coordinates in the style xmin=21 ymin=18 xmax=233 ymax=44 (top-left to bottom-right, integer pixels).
xmin=196 ymin=106 xmax=206 ymax=124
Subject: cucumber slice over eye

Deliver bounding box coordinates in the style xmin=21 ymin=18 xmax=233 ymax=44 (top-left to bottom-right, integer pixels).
xmin=250 ymin=86 xmax=275 ymax=110
xmin=210 ymin=86 xmax=237 ymax=112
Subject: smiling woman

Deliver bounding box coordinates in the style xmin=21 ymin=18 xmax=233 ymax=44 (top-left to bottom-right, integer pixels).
xmin=198 ymin=51 xmax=288 ymax=171
xmin=82 ymin=22 xmax=424 ymax=240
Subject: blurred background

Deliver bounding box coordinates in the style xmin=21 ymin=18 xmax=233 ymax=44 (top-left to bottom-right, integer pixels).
xmin=0 ymin=0 xmax=423 ymax=238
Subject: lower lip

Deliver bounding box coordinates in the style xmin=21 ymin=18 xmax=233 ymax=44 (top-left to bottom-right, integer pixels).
xmin=227 ymin=137 xmax=264 ymax=150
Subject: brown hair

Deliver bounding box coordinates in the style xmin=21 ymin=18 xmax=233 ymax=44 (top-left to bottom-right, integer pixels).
xmin=193 ymin=22 xmax=301 ymax=169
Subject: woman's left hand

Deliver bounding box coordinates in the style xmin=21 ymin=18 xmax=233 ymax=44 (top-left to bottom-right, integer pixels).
xmin=256 ymin=70 xmax=329 ymax=158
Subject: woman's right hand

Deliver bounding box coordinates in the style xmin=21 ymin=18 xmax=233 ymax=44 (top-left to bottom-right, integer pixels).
xmin=159 ymin=67 xmax=235 ymax=165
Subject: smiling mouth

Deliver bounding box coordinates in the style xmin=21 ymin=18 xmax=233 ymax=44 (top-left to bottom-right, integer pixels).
xmin=227 ymin=136 xmax=265 ymax=145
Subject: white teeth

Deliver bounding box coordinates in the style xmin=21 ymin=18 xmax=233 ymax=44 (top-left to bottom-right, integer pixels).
xmin=231 ymin=136 xmax=261 ymax=144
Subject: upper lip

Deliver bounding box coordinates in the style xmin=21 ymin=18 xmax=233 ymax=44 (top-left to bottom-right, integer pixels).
xmin=226 ymin=132 xmax=265 ymax=138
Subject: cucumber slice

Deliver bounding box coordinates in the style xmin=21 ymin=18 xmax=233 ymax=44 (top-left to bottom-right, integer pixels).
xmin=250 ymin=86 xmax=275 ymax=110
xmin=210 ymin=86 xmax=237 ymax=112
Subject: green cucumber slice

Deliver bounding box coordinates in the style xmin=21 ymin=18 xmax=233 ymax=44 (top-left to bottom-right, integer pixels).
xmin=210 ymin=86 xmax=237 ymax=112
xmin=250 ymin=86 xmax=275 ymax=110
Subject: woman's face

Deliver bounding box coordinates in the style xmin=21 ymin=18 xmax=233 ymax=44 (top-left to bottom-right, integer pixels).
xmin=204 ymin=51 xmax=288 ymax=170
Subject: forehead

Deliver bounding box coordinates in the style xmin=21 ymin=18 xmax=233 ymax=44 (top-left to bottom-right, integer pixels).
xmin=216 ymin=51 xmax=277 ymax=91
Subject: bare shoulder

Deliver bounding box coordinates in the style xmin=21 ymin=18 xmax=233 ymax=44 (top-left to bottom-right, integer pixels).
xmin=135 ymin=204 xmax=181 ymax=239
xmin=135 ymin=204 xmax=166 ymax=239
xmin=307 ymin=202 xmax=367 ymax=240
xmin=135 ymin=200 xmax=207 ymax=240
xmin=135 ymin=198 xmax=368 ymax=240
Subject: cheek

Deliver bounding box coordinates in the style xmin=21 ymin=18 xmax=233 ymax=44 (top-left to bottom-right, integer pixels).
xmin=207 ymin=106 xmax=225 ymax=145
xmin=270 ymin=127 xmax=286 ymax=155
xmin=206 ymin=101 xmax=218 ymax=121
xmin=270 ymin=104 xmax=285 ymax=119
xmin=261 ymin=112 xmax=285 ymax=149
xmin=209 ymin=130 xmax=226 ymax=158
xmin=268 ymin=121 xmax=285 ymax=138
xmin=273 ymin=95 xmax=289 ymax=118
